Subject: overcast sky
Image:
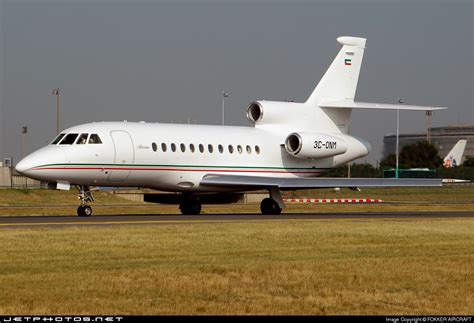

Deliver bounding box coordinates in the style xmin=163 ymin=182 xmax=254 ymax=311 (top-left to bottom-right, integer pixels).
xmin=1 ymin=0 xmax=473 ymax=165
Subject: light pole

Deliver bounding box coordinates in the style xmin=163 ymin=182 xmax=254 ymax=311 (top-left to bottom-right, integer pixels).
xmin=425 ymin=110 xmax=433 ymax=144
xmin=52 ymin=88 xmax=60 ymax=134
xmin=21 ymin=126 xmax=27 ymax=158
xmin=395 ymin=98 xmax=404 ymax=179
xmin=222 ymin=91 xmax=229 ymax=125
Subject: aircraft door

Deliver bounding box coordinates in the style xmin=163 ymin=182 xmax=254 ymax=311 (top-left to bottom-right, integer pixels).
xmin=109 ymin=130 xmax=134 ymax=182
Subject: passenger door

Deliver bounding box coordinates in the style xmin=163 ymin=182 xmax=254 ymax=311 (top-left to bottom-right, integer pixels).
xmin=108 ymin=130 xmax=134 ymax=182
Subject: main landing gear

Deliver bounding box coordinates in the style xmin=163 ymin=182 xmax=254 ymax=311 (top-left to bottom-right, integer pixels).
xmin=260 ymin=188 xmax=284 ymax=215
xmin=178 ymin=189 xmax=285 ymax=216
xmin=179 ymin=194 xmax=202 ymax=215
xmin=76 ymin=185 xmax=95 ymax=217
xmin=260 ymin=197 xmax=282 ymax=215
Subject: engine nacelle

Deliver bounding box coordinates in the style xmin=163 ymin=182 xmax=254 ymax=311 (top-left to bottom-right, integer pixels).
xmin=246 ymin=101 xmax=305 ymax=126
xmin=285 ymin=132 xmax=348 ymax=159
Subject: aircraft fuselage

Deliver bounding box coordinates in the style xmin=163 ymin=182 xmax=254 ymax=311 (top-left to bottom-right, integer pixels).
xmin=16 ymin=121 xmax=370 ymax=192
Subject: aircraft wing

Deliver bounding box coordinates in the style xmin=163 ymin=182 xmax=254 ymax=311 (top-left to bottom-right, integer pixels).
xmin=200 ymin=174 xmax=442 ymax=189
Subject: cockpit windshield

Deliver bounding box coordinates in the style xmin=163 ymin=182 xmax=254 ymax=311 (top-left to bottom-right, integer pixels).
xmin=88 ymin=134 xmax=102 ymax=144
xmin=50 ymin=133 xmax=103 ymax=145
xmin=50 ymin=133 xmax=66 ymax=145
xmin=76 ymin=133 xmax=88 ymax=145
xmin=59 ymin=133 xmax=79 ymax=145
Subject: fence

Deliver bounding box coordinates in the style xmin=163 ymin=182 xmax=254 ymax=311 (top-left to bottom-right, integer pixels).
xmin=0 ymin=166 xmax=42 ymax=188
xmin=10 ymin=175 xmax=42 ymax=188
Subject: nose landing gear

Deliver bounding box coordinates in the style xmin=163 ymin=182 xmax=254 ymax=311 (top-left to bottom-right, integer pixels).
xmin=77 ymin=205 xmax=93 ymax=217
xmin=76 ymin=185 xmax=95 ymax=217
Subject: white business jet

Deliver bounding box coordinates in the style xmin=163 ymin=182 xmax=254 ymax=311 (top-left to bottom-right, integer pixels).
xmin=16 ymin=36 xmax=446 ymax=216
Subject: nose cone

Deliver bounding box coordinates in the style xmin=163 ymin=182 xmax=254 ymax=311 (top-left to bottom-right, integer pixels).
xmin=15 ymin=156 xmax=35 ymax=174
xmin=15 ymin=147 xmax=67 ymax=178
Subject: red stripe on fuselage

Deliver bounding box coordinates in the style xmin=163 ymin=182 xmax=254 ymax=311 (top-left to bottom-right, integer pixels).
xmin=33 ymin=167 xmax=323 ymax=175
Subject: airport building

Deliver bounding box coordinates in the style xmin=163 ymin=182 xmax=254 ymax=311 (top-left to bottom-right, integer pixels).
xmin=383 ymin=124 xmax=474 ymax=162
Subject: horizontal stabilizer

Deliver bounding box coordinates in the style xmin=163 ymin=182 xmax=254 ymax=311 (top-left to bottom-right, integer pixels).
xmin=201 ymin=174 xmax=442 ymax=189
xmin=321 ymin=100 xmax=447 ymax=111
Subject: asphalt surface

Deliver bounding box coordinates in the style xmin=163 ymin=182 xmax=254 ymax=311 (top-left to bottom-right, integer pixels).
xmin=1 ymin=211 xmax=473 ymax=228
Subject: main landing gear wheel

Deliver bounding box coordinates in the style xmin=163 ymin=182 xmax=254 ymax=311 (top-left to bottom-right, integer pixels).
xmin=179 ymin=195 xmax=202 ymax=215
xmin=77 ymin=205 xmax=93 ymax=217
xmin=260 ymin=197 xmax=282 ymax=215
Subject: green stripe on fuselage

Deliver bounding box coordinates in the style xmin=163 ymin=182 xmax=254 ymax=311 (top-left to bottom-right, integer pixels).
xmin=35 ymin=163 xmax=331 ymax=171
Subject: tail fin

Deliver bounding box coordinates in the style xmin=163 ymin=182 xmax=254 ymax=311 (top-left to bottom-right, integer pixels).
xmin=306 ymin=36 xmax=366 ymax=106
xmin=306 ymin=36 xmax=446 ymax=134
xmin=443 ymin=140 xmax=467 ymax=168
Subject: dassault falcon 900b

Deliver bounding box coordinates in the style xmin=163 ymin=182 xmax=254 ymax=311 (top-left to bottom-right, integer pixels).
xmin=16 ymin=36 xmax=446 ymax=217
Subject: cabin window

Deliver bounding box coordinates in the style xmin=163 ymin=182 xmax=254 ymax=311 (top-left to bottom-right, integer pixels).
xmin=180 ymin=143 xmax=186 ymax=152
xmin=171 ymin=143 xmax=176 ymax=152
xmin=208 ymin=144 xmax=213 ymax=153
xmin=76 ymin=133 xmax=88 ymax=145
xmin=255 ymin=145 xmax=260 ymax=154
xmin=161 ymin=143 xmax=167 ymax=152
xmin=246 ymin=145 xmax=252 ymax=154
xmin=51 ymin=133 xmax=65 ymax=145
xmin=89 ymin=134 xmax=102 ymax=144
xmin=190 ymin=144 xmax=195 ymax=153
xmin=228 ymin=145 xmax=234 ymax=154
xmin=199 ymin=144 xmax=204 ymax=153
xmin=59 ymin=133 xmax=79 ymax=145
xmin=237 ymin=145 xmax=243 ymax=154
xmin=152 ymin=143 xmax=158 ymax=152
xmin=218 ymin=144 xmax=224 ymax=153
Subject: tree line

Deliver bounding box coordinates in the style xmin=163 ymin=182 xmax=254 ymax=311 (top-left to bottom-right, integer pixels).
xmin=326 ymin=141 xmax=474 ymax=180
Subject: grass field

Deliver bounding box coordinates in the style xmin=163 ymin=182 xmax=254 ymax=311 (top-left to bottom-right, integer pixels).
xmin=0 ymin=218 xmax=473 ymax=315
xmin=0 ymin=186 xmax=472 ymax=314
xmin=0 ymin=186 xmax=473 ymax=216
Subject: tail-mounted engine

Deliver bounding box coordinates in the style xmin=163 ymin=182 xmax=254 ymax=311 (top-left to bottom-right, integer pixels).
xmin=285 ymin=132 xmax=348 ymax=159
xmin=246 ymin=101 xmax=305 ymax=126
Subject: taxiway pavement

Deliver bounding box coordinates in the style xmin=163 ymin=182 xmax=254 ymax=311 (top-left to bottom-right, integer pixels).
xmin=1 ymin=211 xmax=473 ymax=228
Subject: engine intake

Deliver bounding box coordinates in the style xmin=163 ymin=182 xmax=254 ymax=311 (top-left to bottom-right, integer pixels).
xmin=246 ymin=102 xmax=263 ymax=123
xmin=285 ymin=133 xmax=303 ymax=155
xmin=285 ymin=132 xmax=348 ymax=159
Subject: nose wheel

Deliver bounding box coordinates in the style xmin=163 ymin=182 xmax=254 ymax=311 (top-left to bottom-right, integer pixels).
xmin=77 ymin=205 xmax=93 ymax=217
xmin=76 ymin=185 xmax=95 ymax=217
